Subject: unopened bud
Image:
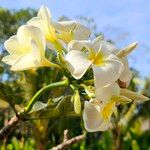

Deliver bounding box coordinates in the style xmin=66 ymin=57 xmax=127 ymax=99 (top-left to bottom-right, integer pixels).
xmin=116 ymin=42 xmax=138 ymax=58
xmin=120 ymin=89 xmax=149 ymax=102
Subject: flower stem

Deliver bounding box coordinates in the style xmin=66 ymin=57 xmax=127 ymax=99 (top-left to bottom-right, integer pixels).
xmin=24 ymin=79 xmax=69 ymax=113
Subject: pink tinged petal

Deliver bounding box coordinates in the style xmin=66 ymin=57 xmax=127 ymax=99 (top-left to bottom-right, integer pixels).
xmin=93 ymin=54 xmax=124 ymax=88
xmin=96 ymin=83 xmax=120 ymax=102
xmin=65 ymin=50 xmax=92 ymax=79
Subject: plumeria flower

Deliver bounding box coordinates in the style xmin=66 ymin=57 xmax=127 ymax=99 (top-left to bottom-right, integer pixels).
xmin=83 ymin=83 xmax=132 ymax=132
xmin=28 ymin=6 xmax=90 ymax=51
xmin=2 ymin=25 xmax=58 ymax=71
xmin=98 ymin=39 xmax=133 ymax=87
xmin=65 ymin=37 xmax=124 ymax=88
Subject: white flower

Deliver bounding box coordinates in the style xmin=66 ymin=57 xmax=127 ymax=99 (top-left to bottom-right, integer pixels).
xmin=83 ymin=83 xmax=119 ymax=132
xmin=98 ymin=40 xmax=133 ymax=86
xmin=2 ymin=25 xmax=57 ymax=71
xmin=28 ymin=6 xmax=90 ymax=50
xmin=83 ymin=82 xmax=134 ymax=132
xmin=65 ymin=37 xmax=124 ymax=88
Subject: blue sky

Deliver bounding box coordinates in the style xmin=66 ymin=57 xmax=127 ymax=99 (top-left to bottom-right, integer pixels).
xmin=0 ymin=0 xmax=150 ymax=77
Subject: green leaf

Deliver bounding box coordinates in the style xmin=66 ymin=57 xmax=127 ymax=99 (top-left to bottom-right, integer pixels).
xmin=26 ymin=96 xmax=74 ymax=119
xmin=29 ymin=101 xmax=47 ymax=113
xmin=131 ymin=140 xmax=140 ymax=150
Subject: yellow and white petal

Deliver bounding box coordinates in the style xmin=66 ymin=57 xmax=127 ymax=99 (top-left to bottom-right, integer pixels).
xmin=17 ymin=25 xmax=46 ymax=50
xmin=92 ymin=36 xmax=104 ymax=50
xmin=93 ymin=54 xmax=124 ymax=88
xmin=54 ymin=21 xmax=90 ymax=40
xmin=83 ymin=101 xmax=103 ymax=132
xmin=96 ymin=83 xmax=120 ymax=102
xmin=65 ymin=50 xmax=92 ymax=79
xmin=100 ymin=40 xmax=118 ymax=54
xmin=83 ymin=101 xmax=110 ymax=132
xmin=4 ymin=35 xmax=29 ymax=55
xmin=101 ymin=101 xmax=116 ymax=121
xmin=38 ymin=5 xmax=52 ymax=24
xmin=10 ymin=41 xmax=49 ymax=71
xmin=2 ymin=55 xmax=21 ymax=65
xmin=28 ymin=17 xmax=49 ymax=37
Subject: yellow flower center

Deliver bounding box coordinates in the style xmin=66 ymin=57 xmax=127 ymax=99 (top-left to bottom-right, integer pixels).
xmin=88 ymin=48 xmax=105 ymax=66
xmin=57 ymin=31 xmax=74 ymax=44
xmin=101 ymin=101 xmax=116 ymax=120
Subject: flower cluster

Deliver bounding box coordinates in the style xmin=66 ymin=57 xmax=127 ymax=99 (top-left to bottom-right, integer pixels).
xmin=2 ymin=6 xmax=149 ymax=132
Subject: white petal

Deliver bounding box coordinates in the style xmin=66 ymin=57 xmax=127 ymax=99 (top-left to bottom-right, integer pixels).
xmin=10 ymin=41 xmax=47 ymax=71
xmin=54 ymin=21 xmax=90 ymax=40
xmin=28 ymin=17 xmax=49 ymax=37
xmin=93 ymin=36 xmax=104 ymax=44
xmin=53 ymin=21 xmax=76 ymax=32
xmin=119 ymin=57 xmax=132 ymax=83
xmin=68 ymin=40 xmax=83 ymax=51
xmin=68 ymin=40 xmax=93 ymax=52
xmin=73 ymin=22 xmax=91 ymax=40
xmin=4 ymin=35 xmax=29 ymax=55
xmin=2 ymin=55 xmax=20 ymax=65
xmin=92 ymin=36 xmax=104 ymax=50
xmin=100 ymin=40 xmax=118 ymax=54
xmin=83 ymin=101 xmax=103 ymax=132
xmin=17 ymin=25 xmax=45 ymax=51
xmin=83 ymin=101 xmax=109 ymax=132
xmin=65 ymin=50 xmax=92 ymax=79
xmin=96 ymin=83 xmax=120 ymax=102
xmin=93 ymin=54 xmax=124 ymax=88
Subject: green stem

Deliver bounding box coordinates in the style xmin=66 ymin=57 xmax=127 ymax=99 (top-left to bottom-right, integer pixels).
xmin=24 ymin=79 xmax=69 ymax=113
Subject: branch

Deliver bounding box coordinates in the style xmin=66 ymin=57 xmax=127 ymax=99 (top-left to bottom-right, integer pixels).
xmin=51 ymin=129 xmax=86 ymax=150
xmin=0 ymin=115 xmax=19 ymax=140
